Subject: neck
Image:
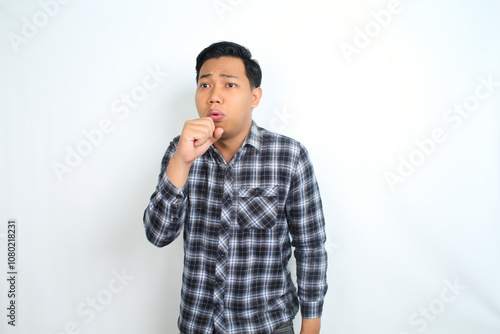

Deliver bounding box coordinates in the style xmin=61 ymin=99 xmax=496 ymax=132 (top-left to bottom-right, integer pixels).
xmin=214 ymin=124 xmax=251 ymax=164
xmin=213 ymin=141 xmax=239 ymax=164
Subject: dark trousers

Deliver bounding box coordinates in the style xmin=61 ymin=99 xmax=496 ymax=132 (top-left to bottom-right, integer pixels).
xmin=181 ymin=320 xmax=295 ymax=334
xmin=272 ymin=320 xmax=295 ymax=333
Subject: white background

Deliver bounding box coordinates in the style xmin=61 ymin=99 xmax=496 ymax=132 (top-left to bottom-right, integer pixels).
xmin=1 ymin=0 xmax=500 ymax=333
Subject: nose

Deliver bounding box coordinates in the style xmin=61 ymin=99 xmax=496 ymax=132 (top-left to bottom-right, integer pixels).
xmin=209 ymin=86 xmax=222 ymax=104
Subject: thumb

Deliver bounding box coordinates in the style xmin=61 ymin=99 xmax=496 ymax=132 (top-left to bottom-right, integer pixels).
xmin=211 ymin=127 xmax=224 ymax=142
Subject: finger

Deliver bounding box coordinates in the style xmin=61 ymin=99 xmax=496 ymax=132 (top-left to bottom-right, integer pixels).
xmin=193 ymin=138 xmax=207 ymax=147
xmin=192 ymin=131 xmax=210 ymax=147
xmin=195 ymin=127 xmax=223 ymax=148
xmin=211 ymin=127 xmax=224 ymax=142
xmin=191 ymin=117 xmax=215 ymax=132
xmin=184 ymin=124 xmax=214 ymax=138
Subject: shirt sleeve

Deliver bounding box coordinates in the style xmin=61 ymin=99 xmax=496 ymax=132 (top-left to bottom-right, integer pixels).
xmin=143 ymin=139 xmax=188 ymax=247
xmin=286 ymin=143 xmax=328 ymax=319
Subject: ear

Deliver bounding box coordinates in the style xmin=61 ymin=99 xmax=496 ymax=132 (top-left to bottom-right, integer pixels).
xmin=251 ymin=87 xmax=262 ymax=108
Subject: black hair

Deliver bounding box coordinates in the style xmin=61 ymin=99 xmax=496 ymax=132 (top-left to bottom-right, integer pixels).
xmin=195 ymin=41 xmax=262 ymax=88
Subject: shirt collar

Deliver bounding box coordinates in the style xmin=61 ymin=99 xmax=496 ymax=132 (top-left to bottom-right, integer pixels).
xmin=207 ymin=121 xmax=262 ymax=164
xmin=241 ymin=120 xmax=262 ymax=152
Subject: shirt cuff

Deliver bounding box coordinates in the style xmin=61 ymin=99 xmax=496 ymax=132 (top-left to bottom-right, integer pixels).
xmin=300 ymin=300 xmax=324 ymax=319
xmin=154 ymin=172 xmax=187 ymax=207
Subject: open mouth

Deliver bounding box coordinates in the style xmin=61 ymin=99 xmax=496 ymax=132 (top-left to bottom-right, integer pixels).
xmin=208 ymin=110 xmax=225 ymax=121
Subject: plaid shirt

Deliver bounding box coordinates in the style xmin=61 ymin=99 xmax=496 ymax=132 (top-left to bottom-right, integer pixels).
xmin=143 ymin=122 xmax=328 ymax=334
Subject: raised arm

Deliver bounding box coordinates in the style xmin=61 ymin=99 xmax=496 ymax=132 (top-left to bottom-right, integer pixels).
xmin=143 ymin=117 xmax=223 ymax=247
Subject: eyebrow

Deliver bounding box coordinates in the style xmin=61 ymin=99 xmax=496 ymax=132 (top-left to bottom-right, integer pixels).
xmin=199 ymin=73 xmax=240 ymax=80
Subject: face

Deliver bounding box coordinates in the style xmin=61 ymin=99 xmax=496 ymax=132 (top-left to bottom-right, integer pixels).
xmin=195 ymin=56 xmax=262 ymax=142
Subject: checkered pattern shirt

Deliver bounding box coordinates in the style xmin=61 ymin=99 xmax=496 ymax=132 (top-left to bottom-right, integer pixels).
xmin=143 ymin=122 xmax=328 ymax=334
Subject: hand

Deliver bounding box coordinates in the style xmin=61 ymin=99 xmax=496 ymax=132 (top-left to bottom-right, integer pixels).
xmin=166 ymin=117 xmax=223 ymax=188
xmin=300 ymin=318 xmax=321 ymax=334
xmin=174 ymin=117 xmax=224 ymax=165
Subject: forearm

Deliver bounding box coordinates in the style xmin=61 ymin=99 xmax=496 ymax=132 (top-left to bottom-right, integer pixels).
xmin=143 ymin=167 xmax=188 ymax=247
xmin=300 ymin=318 xmax=321 ymax=334
xmin=166 ymin=153 xmax=192 ymax=189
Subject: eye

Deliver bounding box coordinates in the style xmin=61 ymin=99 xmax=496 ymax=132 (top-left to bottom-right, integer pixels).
xmin=227 ymin=83 xmax=236 ymax=88
xmin=200 ymin=83 xmax=210 ymax=88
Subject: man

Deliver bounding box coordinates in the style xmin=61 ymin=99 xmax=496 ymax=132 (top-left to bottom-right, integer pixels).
xmin=143 ymin=41 xmax=328 ymax=334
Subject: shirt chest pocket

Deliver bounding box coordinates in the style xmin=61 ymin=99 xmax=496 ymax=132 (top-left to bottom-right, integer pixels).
xmin=237 ymin=186 xmax=279 ymax=229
